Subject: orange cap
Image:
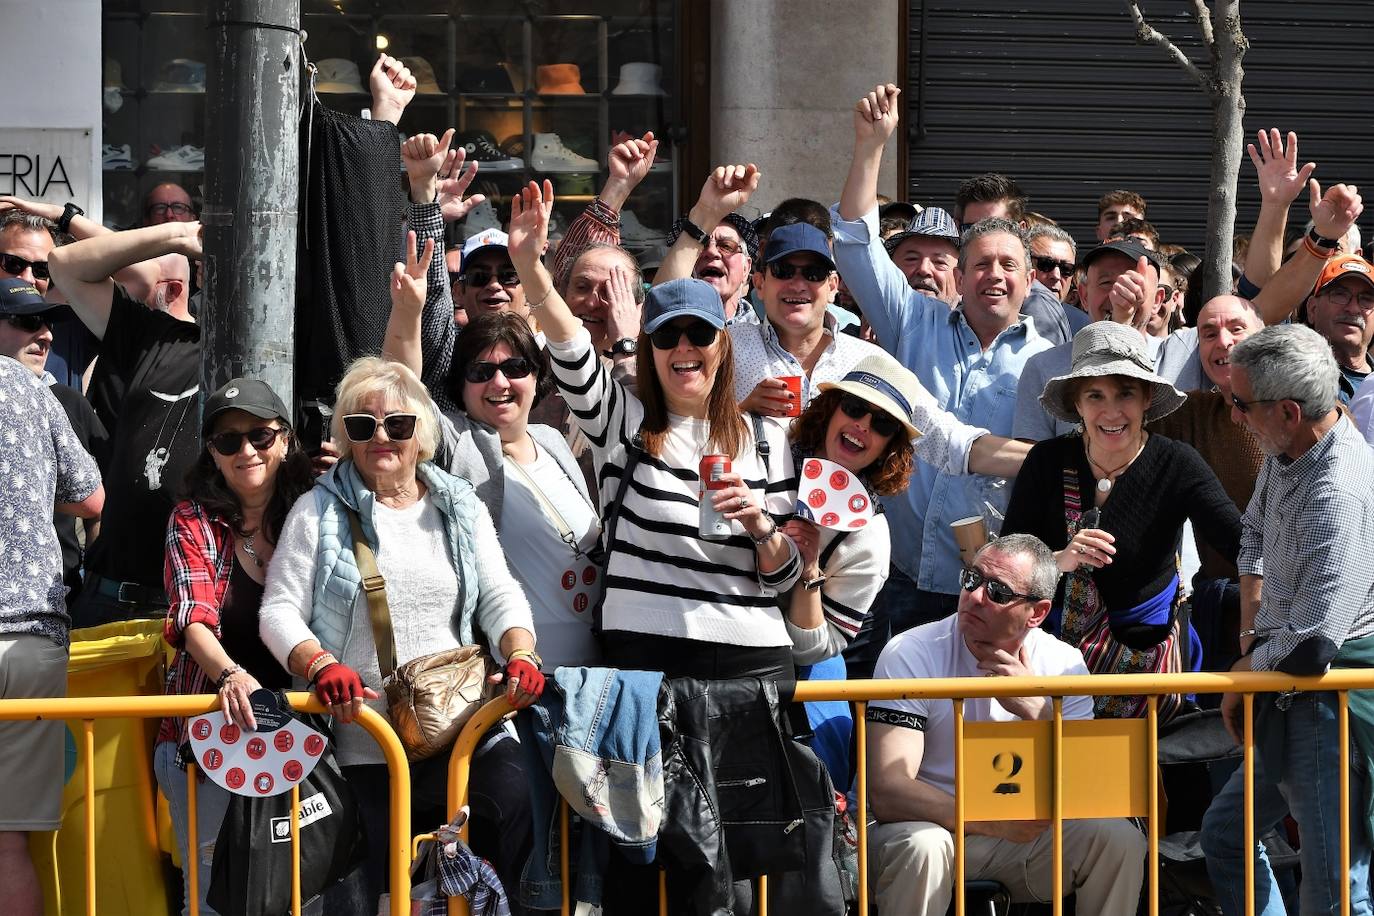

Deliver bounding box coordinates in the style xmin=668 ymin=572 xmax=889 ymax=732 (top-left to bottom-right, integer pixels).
xmin=1314 ymin=254 xmax=1374 ymax=295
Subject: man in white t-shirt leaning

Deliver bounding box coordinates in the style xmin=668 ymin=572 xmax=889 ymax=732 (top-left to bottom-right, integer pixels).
xmin=865 ymin=534 xmax=1145 ymax=915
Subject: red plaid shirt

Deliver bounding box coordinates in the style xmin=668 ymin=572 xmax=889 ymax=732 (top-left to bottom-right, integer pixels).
xmin=156 ymin=500 xmax=235 ymax=751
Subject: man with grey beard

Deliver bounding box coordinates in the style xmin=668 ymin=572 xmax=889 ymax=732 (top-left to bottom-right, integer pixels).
xmin=1302 ymin=254 xmax=1374 ymax=403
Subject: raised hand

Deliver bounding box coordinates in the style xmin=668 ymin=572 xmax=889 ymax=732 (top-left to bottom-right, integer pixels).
xmin=508 ymin=179 xmax=555 ymax=268
xmin=603 ymin=263 xmax=642 ymax=344
xmin=1309 ymin=179 xmax=1363 ymax=243
xmin=369 ymin=53 xmax=416 ymax=126
xmin=607 ymin=131 xmax=659 ymax=190
xmin=695 ymin=164 xmax=761 ymax=224
xmin=0 ymin=195 xmax=62 ymax=222
xmin=1106 ymin=255 xmax=1157 ymax=328
xmin=436 ymin=147 xmax=484 ymax=224
xmin=853 ymin=83 xmax=902 ymax=151
xmin=390 ymin=229 xmax=434 ymax=315
xmin=168 ymin=220 xmax=204 ymax=260
xmin=1247 ymin=129 xmax=1315 ymax=207
xmin=401 ymin=128 xmax=454 ymax=203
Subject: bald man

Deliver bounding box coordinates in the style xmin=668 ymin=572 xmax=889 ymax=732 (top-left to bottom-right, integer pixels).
xmin=143 ymin=183 xmax=197 ymax=226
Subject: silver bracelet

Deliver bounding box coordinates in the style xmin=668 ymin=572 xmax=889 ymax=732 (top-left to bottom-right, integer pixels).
xmin=527 ymin=288 xmax=553 ymax=310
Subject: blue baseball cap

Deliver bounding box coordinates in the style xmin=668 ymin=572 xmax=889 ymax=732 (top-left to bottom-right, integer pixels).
xmin=642 ymin=278 xmax=726 ymax=333
xmin=0 ymin=278 xmax=71 ymax=321
xmin=762 ymin=223 xmax=836 ymax=269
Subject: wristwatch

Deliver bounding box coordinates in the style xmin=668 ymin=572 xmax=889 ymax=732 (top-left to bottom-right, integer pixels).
xmin=603 ymin=337 xmax=638 ymax=359
xmin=1308 ymin=226 xmax=1341 ymax=252
xmin=678 ymin=217 xmax=710 ymax=246
xmin=803 ymin=574 xmax=827 ymax=592
xmin=57 ymin=202 xmax=84 ymax=235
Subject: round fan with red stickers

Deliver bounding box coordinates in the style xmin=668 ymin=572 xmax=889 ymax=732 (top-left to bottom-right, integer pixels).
xmin=794 ymin=457 xmax=874 ymax=531
xmin=188 ymin=689 xmax=328 ymax=797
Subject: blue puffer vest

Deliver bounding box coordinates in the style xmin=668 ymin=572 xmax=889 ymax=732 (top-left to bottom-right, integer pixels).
xmin=307 ymin=459 xmax=482 ymax=656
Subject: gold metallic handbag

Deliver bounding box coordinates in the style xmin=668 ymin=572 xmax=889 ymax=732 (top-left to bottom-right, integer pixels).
xmin=346 ymin=509 xmax=494 ymax=762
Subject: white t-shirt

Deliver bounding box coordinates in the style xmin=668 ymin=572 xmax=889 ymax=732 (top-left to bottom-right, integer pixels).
xmin=869 ymin=615 xmax=1092 ymax=797
xmin=502 ymin=443 xmax=602 ymax=668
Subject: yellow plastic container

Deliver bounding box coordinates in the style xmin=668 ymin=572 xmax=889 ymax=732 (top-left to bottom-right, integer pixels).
xmin=30 ymin=619 xmax=171 ymax=916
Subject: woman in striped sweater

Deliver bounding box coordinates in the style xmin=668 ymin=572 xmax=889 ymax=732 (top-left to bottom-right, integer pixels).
xmin=508 ymin=178 xmax=804 ymax=680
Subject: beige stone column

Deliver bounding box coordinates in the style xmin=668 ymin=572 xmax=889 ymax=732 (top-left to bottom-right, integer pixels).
xmin=707 ymin=0 xmax=902 ymax=217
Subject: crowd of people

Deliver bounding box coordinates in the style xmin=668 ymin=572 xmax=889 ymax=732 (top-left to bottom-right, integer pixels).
xmin=1 ymin=59 xmax=1373 ymax=916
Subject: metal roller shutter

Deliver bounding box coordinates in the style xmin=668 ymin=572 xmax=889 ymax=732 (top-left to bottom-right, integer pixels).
xmin=906 ymin=0 xmax=1374 ymax=255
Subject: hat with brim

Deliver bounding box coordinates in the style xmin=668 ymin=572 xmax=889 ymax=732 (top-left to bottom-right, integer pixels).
xmin=459 ymin=228 xmax=511 ymax=271
xmin=1039 ymin=321 xmax=1186 ymax=424
xmin=0 ymin=279 xmax=72 ymax=321
xmin=1081 ymin=237 xmax=1162 ymax=276
xmin=762 ymin=222 xmax=836 ymax=269
xmin=817 ymin=352 xmax=924 ymax=440
xmin=1314 ymin=254 xmax=1374 ymax=295
xmin=883 ymin=206 xmax=960 ymax=254
xmin=201 ymin=377 xmax=291 ymax=439
xmin=642 ymin=278 xmax=725 ymax=333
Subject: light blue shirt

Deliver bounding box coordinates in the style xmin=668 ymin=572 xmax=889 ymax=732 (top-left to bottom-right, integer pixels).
xmin=830 ymin=205 xmax=1053 ymax=593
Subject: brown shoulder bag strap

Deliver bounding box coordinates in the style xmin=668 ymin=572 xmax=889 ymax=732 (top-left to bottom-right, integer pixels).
xmin=345 ymin=506 xmax=398 ymax=679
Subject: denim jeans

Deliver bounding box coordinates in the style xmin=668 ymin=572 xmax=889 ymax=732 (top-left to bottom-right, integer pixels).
xmin=1201 ymin=691 xmax=1372 ymax=916
xmin=154 ymin=741 xmax=232 ymax=916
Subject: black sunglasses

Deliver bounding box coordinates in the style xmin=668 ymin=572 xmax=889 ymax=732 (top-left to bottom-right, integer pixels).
xmin=1 ymin=312 xmax=59 ymax=333
xmin=767 ymin=261 xmax=831 ymax=283
xmin=209 ymin=426 xmax=286 ymax=457
xmin=959 ymin=566 xmax=1040 ymax=605
xmin=649 ymin=320 xmax=718 ymax=351
xmin=461 ymin=268 xmax=521 ymax=288
xmin=0 ymin=253 xmax=49 ymax=281
xmin=838 ymin=395 xmax=902 ymax=438
xmin=465 ymin=357 xmax=535 ymax=383
xmin=341 ymin=413 xmax=418 ymax=443
xmin=1032 ymin=255 xmax=1076 ymax=277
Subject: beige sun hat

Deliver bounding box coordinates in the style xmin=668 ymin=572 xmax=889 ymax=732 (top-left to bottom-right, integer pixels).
xmin=1040 ymin=321 xmax=1186 ymax=424
xmin=816 ymin=352 xmax=925 ymax=440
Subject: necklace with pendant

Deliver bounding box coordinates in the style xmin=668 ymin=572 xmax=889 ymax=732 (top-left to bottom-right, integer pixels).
xmin=241 ymin=532 xmax=264 ymax=569
xmin=1087 ymin=436 xmax=1146 ymax=494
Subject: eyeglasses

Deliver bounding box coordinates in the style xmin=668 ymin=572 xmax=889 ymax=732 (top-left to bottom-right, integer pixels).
xmin=767 ymin=261 xmax=832 ymax=283
xmin=209 ymin=426 xmax=286 ymax=456
xmin=464 ymin=357 xmax=534 ymax=383
xmin=1229 ymin=393 xmax=1286 ymax=414
xmin=0 ymin=253 xmax=49 ymax=281
xmin=837 ymin=395 xmax=902 ymax=438
xmin=706 ymin=235 xmax=744 ymax=257
xmin=648 ymin=320 xmax=718 ymax=350
xmin=1032 ymin=255 xmax=1076 ymax=277
xmin=146 ymin=202 xmax=195 ymax=220
xmin=1 ymin=313 xmax=58 ymax=333
xmin=959 ymin=566 xmax=1041 ymax=605
xmin=1317 ymin=286 xmax=1374 ymax=310
xmin=460 ymin=268 xmax=521 ymax=288
xmin=341 ymin=412 xmax=418 ymax=443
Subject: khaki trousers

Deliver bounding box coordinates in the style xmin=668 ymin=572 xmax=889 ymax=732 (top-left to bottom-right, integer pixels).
xmin=870 ymin=818 xmax=1145 ymax=915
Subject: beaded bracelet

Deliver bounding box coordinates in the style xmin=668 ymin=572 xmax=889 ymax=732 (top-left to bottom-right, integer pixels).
xmin=216 ymin=665 xmax=244 ymax=689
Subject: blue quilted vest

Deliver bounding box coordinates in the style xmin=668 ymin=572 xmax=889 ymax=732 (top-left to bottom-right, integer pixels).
xmin=307 ymin=459 xmax=482 ymax=656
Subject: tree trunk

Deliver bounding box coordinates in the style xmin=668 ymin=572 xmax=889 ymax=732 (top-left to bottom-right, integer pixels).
xmin=1200 ymin=0 xmax=1247 ymax=301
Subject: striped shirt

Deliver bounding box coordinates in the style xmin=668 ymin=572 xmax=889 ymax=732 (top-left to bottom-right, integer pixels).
xmin=1241 ymin=416 xmax=1374 ymax=673
xmin=545 ymin=329 xmax=802 ymax=647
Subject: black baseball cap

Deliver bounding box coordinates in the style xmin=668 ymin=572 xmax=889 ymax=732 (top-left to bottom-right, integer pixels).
xmin=0 ymin=278 xmax=72 ymax=321
xmin=201 ymin=377 xmax=291 ymax=438
xmin=1081 ymin=238 xmax=1162 ymax=277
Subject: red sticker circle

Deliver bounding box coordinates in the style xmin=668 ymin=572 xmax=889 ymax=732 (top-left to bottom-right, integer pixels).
xmin=830 ymin=470 xmax=851 ymax=490
xmin=225 ymin=768 xmax=245 ymax=790
xmin=561 ymin=570 xmax=576 ymax=590
xmin=573 ymin=593 xmax=589 ymax=614
xmin=191 ymin=718 xmax=213 ymax=741
xmin=808 ymin=488 xmax=827 ymax=509
xmin=848 ymin=494 xmax=869 ymax=513
xmin=848 ymin=518 xmax=868 ymax=529
xmin=253 ymin=773 xmax=275 ymax=795
xmin=303 ymin=734 xmax=326 ymax=757
xmin=246 ymin=737 xmax=267 ymax=760
xmin=201 ymin=748 xmax=224 ymax=771
xmin=581 ymin=566 xmax=597 ymax=585
xmin=803 ymin=461 xmax=822 ymax=480
xmin=282 ymin=759 xmax=303 ymax=782
xmin=219 ymin=723 xmax=241 ymax=745
xmin=273 ymin=731 xmax=294 ymax=753
xmin=820 ymin=512 xmax=840 ymax=527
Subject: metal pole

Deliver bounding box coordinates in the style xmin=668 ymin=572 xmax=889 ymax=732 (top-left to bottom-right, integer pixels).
xmin=202 ymin=0 xmax=300 ymax=404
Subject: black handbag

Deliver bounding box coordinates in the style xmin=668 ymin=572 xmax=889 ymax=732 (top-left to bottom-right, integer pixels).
xmin=206 ymin=714 xmax=366 ymax=915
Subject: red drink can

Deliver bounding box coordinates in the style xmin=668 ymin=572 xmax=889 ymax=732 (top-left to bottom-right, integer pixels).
xmin=699 ymin=455 xmax=732 ymax=539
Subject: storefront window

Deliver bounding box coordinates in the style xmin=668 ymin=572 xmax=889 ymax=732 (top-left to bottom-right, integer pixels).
xmin=102 ymin=0 xmax=685 ymax=258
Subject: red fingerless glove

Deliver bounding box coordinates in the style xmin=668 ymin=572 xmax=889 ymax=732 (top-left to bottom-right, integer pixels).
xmin=313 ymin=662 xmax=366 ymax=706
xmin=505 ymin=657 xmax=545 ymax=701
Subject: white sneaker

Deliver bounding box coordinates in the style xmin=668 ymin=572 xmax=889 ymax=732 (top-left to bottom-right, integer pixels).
xmin=620 ymin=209 xmax=666 ymax=243
xmin=529 ymin=133 xmax=598 ymax=173
xmin=102 ymin=144 xmax=135 ymax=171
xmin=146 ymin=144 xmax=204 ymax=172
xmin=461 ymin=199 xmax=502 ymax=238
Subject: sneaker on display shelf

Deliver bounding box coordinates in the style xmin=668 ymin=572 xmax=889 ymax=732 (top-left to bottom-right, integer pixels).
xmin=529 ymin=133 xmax=598 ymax=173
xmin=461 ymin=199 xmax=502 ymax=239
xmin=146 ymin=144 xmax=205 ymax=172
xmin=454 ymin=130 xmax=524 ymax=172
xmin=102 ymin=144 xmax=135 ymax=171
xmin=619 ymin=209 xmax=667 ymax=243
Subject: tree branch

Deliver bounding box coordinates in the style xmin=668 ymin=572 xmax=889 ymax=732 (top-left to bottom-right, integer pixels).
xmin=1124 ymin=0 xmax=1209 ymax=90
xmin=1191 ymin=0 xmax=1215 ymax=49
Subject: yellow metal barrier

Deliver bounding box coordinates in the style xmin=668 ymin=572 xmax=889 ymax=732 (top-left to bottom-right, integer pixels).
xmin=440 ymin=668 xmax=1374 ymax=916
xmin=0 ymin=693 xmax=412 ymax=916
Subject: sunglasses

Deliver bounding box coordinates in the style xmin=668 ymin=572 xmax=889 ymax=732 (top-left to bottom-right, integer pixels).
xmin=341 ymin=413 xmax=418 ymax=443
xmin=959 ymin=566 xmax=1040 ymax=605
xmin=1032 ymin=255 xmax=1076 ymax=277
xmin=2 ymin=312 xmax=58 ymax=333
xmin=1229 ymin=393 xmax=1286 ymax=414
xmin=837 ymin=395 xmax=902 ymax=438
xmin=465 ymin=357 xmax=534 ymax=383
xmin=146 ymin=202 xmax=195 ymax=220
xmin=767 ymin=261 xmax=832 ymax=283
xmin=209 ymin=426 xmax=286 ymax=457
xmin=648 ymin=320 xmax=718 ymax=350
xmin=461 ymin=268 xmax=521 ymax=288
xmin=0 ymin=253 xmax=49 ymax=281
